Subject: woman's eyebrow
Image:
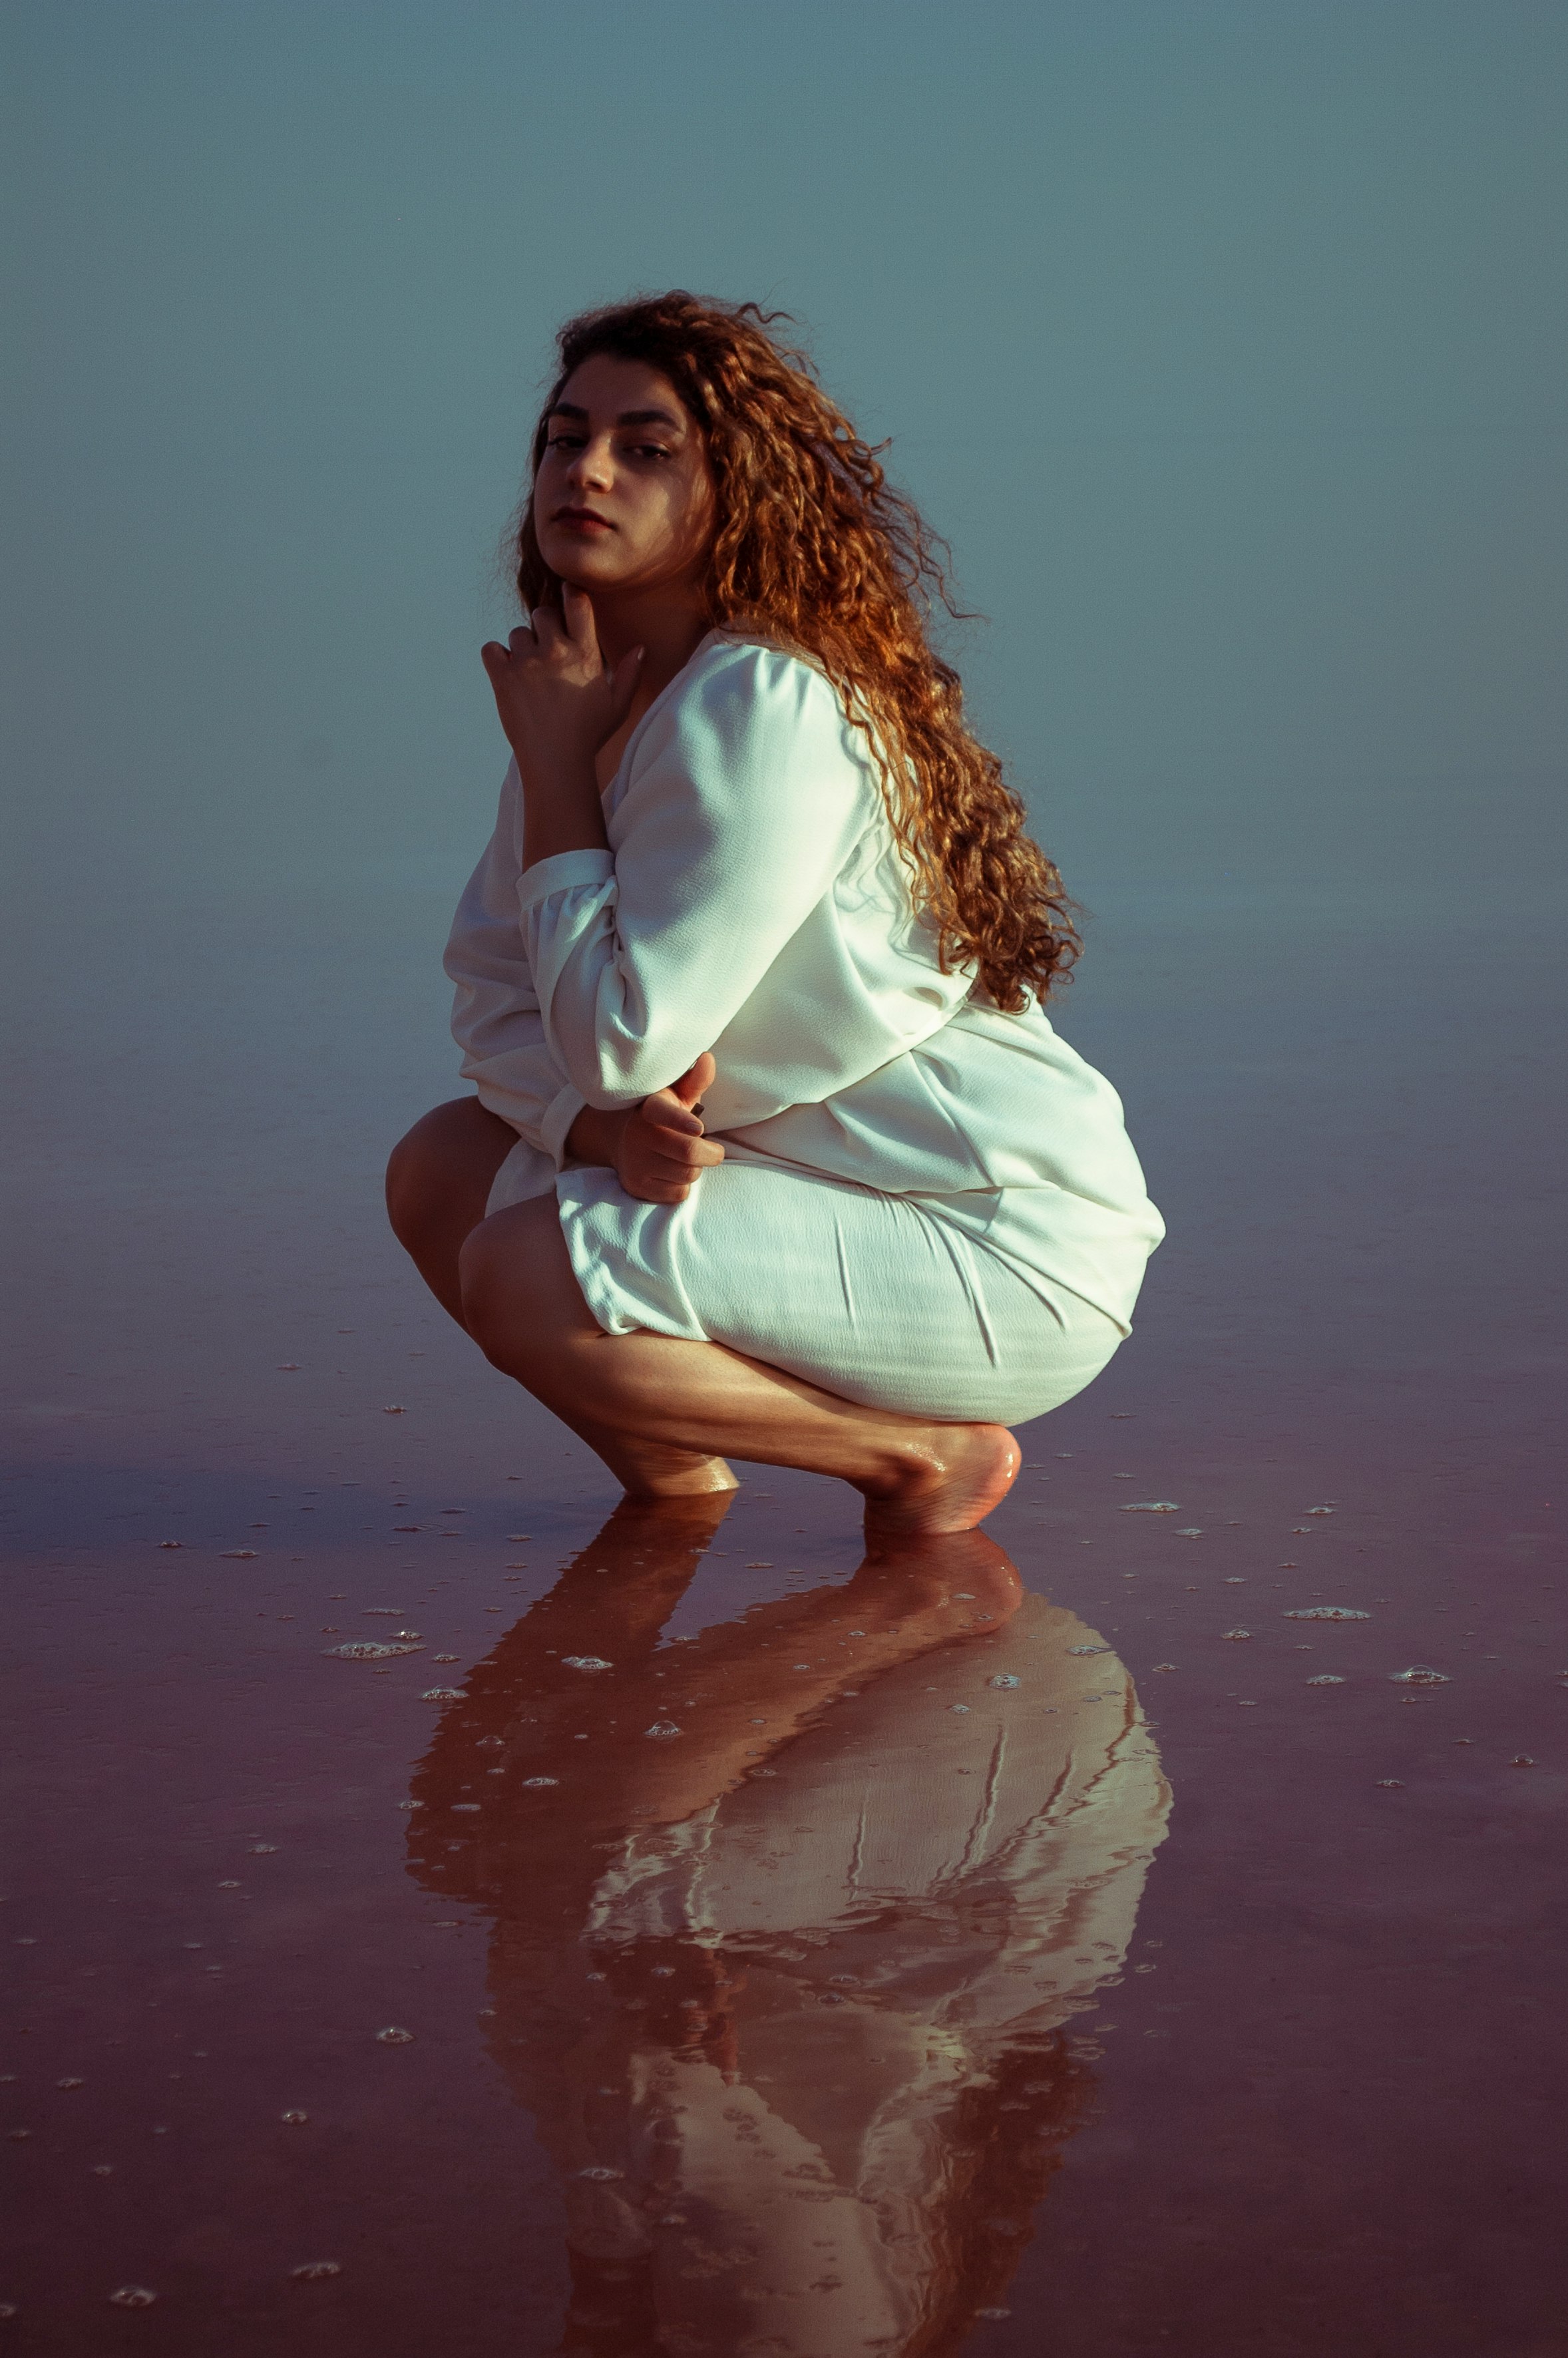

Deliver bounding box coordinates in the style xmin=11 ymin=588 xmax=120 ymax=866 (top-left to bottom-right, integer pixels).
xmin=548 ymin=401 xmax=684 ymax=431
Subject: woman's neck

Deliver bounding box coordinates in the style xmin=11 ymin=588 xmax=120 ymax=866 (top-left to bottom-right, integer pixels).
xmin=589 ymin=585 xmax=713 ymax=707
xmin=588 ymin=586 xmax=715 ymax=789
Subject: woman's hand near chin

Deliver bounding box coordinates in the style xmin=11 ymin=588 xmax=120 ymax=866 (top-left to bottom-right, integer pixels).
xmin=567 ymin=1054 xmax=723 ymax=1205
xmin=481 ymin=582 xmax=644 ymax=866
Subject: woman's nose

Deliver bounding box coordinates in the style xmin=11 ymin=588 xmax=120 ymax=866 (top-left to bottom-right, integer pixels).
xmin=566 ymin=435 xmax=614 ymax=491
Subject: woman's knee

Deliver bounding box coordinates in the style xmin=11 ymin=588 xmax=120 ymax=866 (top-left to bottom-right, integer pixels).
xmin=459 ymin=1205 xmax=540 ymax=1366
xmin=384 ymin=1122 xmax=435 ymax=1245
xmin=458 ymin=1199 xmax=589 ymax=1372
xmin=455 ymin=1217 xmax=500 ymax=1342
xmin=385 ymin=1097 xmax=511 ymax=1249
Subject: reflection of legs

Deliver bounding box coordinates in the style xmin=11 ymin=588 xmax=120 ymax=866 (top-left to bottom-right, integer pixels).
xmin=459 ymin=1199 xmax=1019 ymax=1532
xmin=385 ymin=1100 xmax=733 ymax=1496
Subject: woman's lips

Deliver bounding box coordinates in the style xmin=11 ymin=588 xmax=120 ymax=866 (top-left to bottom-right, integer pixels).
xmin=552 ymin=509 xmax=614 ymax=533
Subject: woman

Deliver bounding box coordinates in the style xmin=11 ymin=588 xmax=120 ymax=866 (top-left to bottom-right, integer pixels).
xmin=386 ymin=293 xmax=1162 ymax=1531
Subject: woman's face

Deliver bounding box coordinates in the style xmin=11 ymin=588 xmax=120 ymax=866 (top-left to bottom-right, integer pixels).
xmin=532 ymin=353 xmax=716 ymax=601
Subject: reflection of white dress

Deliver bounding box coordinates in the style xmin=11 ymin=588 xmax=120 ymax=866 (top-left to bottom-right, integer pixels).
xmin=548 ymin=1594 xmax=1170 ymax=2353
xmin=446 ymin=633 xmax=1164 ymax=1421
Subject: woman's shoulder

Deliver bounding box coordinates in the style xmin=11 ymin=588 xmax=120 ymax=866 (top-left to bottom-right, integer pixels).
xmin=629 ymin=632 xmax=870 ymax=796
xmin=614 ymin=630 xmax=879 ymax=838
xmin=669 ymin=631 xmax=853 ymax=733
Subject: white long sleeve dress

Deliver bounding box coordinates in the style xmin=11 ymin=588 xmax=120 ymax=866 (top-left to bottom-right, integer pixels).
xmin=445 ymin=632 xmax=1163 ymax=1424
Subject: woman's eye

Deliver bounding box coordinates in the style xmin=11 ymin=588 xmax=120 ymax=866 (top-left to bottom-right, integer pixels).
xmin=546 ymin=433 xmax=584 ymax=451
xmin=632 ymin=443 xmax=673 ymax=461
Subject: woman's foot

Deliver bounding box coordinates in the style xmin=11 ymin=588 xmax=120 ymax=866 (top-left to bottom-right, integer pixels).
xmin=859 ymin=1423 xmax=1020 ymax=1534
xmin=547 ymin=1386 xmax=740 ymax=1500
xmin=620 ymin=1455 xmax=741 ymax=1499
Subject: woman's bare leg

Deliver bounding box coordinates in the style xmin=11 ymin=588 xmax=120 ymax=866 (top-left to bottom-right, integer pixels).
xmin=458 ymin=1197 xmax=1019 ymax=1533
xmin=385 ymin=1097 xmax=516 ymax=1322
xmin=541 ymin=1413 xmax=739 ymax=1496
xmin=385 ymin=1099 xmax=736 ymax=1495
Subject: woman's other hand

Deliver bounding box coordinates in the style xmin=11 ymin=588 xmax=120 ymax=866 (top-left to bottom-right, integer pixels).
xmin=568 ymin=1054 xmax=724 ymax=1205
xmin=620 ymin=1055 xmax=725 ymax=1203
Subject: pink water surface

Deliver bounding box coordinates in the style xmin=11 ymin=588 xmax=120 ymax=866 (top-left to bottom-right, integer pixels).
xmin=3 ymin=890 xmax=1563 ymax=2354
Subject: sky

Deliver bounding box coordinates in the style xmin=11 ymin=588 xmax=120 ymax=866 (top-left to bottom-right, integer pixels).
xmin=3 ymin=0 xmax=1564 ymax=920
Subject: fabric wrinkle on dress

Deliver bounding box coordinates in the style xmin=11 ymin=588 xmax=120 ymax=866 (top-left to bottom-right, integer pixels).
xmin=445 ymin=630 xmax=1164 ymax=1424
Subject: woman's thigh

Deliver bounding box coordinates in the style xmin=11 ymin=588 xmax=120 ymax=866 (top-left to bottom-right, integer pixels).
xmin=558 ymin=1159 xmax=1121 ymax=1425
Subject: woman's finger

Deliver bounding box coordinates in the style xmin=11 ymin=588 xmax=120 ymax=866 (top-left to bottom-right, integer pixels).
xmin=634 ymin=1123 xmax=723 ymax=1194
xmin=654 ymin=1134 xmax=724 ymax=1169
xmin=560 ymin=580 xmax=602 ymax=660
xmin=637 ymin=1153 xmax=721 ymax=1195
xmin=672 ymin=1052 xmax=717 ymax=1111
xmin=628 ymin=1129 xmax=721 ymax=1173
xmin=621 ymin=1129 xmax=721 ymax=1189
xmin=640 ymin=1089 xmax=705 ymax=1139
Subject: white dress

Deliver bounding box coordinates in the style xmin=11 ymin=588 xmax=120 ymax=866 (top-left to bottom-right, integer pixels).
xmin=445 ymin=632 xmax=1163 ymax=1423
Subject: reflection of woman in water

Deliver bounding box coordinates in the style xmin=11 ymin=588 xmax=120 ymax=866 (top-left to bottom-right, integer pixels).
xmin=408 ymin=1504 xmax=1169 ymax=2355
xmin=387 ymin=293 xmax=1162 ymax=1530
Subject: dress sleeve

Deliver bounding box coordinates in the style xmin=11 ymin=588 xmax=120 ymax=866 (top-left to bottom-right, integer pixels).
xmin=518 ymin=645 xmax=877 ymax=1108
xmin=443 ymin=761 xmax=586 ymax=1164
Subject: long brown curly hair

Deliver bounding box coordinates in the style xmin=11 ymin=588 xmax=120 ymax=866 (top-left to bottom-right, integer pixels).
xmin=514 ymin=292 xmax=1079 ymax=1010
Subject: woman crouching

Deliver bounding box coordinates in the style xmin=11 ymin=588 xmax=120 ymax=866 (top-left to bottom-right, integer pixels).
xmin=386 ymin=292 xmax=1163 ymax=1531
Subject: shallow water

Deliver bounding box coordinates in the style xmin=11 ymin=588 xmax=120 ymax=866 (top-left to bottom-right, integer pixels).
xmin=3 ymin=883 xmax=1565 ymax=2354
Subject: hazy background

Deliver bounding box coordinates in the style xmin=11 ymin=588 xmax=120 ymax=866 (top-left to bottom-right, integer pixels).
xmin=3 ymin=0 xmax=1565 ymax=1468
xmin=5 ymin=0 xmax=1564 ymax=896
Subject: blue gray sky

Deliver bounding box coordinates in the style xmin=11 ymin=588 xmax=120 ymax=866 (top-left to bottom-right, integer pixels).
xmin=4 ymin=0 xmax=1564 ymax=914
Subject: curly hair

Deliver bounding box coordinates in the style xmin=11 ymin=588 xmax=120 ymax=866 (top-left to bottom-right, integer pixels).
xmin=514 ymin=292 xmax=1079 ymax=1010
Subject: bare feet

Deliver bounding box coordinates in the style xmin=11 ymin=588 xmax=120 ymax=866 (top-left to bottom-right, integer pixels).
xmin=860 ymin=1423 xmax=1020 ymax=1535
xmin=569 ymin=1420 xmax=741 ymax=1499
xmin=620 ymin=1456 xmax=741 ymax=1500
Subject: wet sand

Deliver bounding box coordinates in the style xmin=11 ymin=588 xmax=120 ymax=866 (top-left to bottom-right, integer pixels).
xmin=3 ymin=885 xmax=1564 ymax=2353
